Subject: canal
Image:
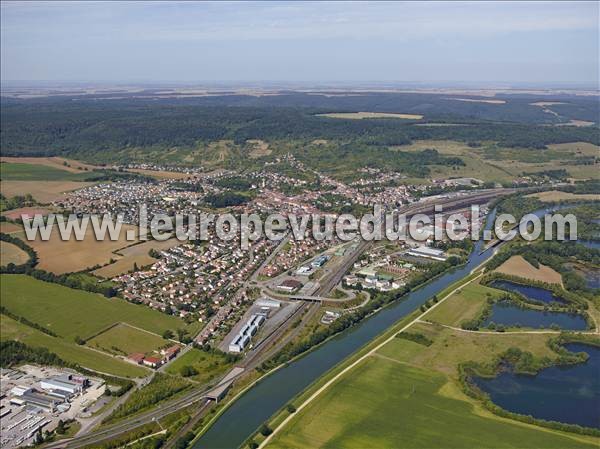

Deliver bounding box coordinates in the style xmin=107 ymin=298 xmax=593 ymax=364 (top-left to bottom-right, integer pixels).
xmin=195 ymin=204 xmax=595 ymax=448
xmin=193 ymin=209 xmax=501 ymax=449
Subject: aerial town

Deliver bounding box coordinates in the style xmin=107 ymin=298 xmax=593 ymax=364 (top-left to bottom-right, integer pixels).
xmin=2 ymin=3 xmax=598 ymax=447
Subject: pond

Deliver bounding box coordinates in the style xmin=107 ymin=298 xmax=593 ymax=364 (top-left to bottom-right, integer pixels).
xmin=489 ymin=279 xmax=567 ymax=305
xmin=473 ymin=343 xmax=600 ymax=429
xmin=583 ymin=270 xmax=600 ymax=290
xmin=576 ymin=266 xmax=600 ymax=290
xmin=482 ymin=301 xmax=588 ymax=331
xmin=579 ymin=239 xmax=600 ymax=250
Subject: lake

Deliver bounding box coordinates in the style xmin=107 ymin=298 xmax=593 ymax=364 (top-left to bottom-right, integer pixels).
xmin=483 ymin=301 xmax=588 ymax=330
xmin=473 ymin=343 xmax=600 ymax=429
xmin=489 ymin=279 xmax=567 ymax=305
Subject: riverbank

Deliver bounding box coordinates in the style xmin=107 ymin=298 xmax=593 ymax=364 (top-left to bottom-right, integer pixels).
xmin=255 ymin=271 xmax=485 ymax=448
xmin=258 ymin=275 xmax=599 ymax=449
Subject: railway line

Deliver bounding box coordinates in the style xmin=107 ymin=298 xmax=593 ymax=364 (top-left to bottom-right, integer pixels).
xmin=44 ymin=188 xmax=515 ymax=449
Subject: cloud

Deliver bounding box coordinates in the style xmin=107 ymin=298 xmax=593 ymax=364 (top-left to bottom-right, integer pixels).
xmin=2 ymin=1 xmax=598 ymax=43
xmin=1 ymin=1 xmax=597 ymax=83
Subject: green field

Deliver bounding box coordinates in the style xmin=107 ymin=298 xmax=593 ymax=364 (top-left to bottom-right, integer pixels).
xmin=425 ymin=282 xmax=501 ymax=327
xmin=0 ymin=162 xmax=91 ymax=181
xmin=0 ymin=274 xmax=201 ymax=340
xmin=267 ymin=356 xmax=597 ymax=449
xmin=0 ymin=315 xmax=148 ymax=377
xmin=165 ymin=347 xmax=233 ymax=384
xmin=87 ymin=323 xmax=170 ymax=356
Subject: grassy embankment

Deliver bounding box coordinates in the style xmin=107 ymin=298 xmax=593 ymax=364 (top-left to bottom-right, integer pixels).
xmin=245 ymin=271 xmax=598 ymax=448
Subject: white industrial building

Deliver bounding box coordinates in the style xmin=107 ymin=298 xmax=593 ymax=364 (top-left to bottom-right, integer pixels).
xmin=406 ymin=245 xmax=447 ymax=261
xmin=255 ymin=298 xmax=281 ymax=308
xmin=40 ymin=375 xmax=84 ymax=395
xmin=228 ymin=313 xmax=267 ymax=353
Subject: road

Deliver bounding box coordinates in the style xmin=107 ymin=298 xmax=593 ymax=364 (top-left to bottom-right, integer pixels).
xmin=47 ymin=188 xmax=515 ymax=448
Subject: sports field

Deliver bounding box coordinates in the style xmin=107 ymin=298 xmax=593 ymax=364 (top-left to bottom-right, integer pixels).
xmin=0 ymin=241 xmax=30 ymax=266
xmin=267 ymin=357 xmax=596 ymax=449
xmin=0 ymin=315 xmax=149 ymax=378
xmin=494 ymin=255 xmax=563 ymax=285
xmin=86 ymin=323 xmax=170 ymax=356
xmin=0 ymin=274 xmax=200 ymax=340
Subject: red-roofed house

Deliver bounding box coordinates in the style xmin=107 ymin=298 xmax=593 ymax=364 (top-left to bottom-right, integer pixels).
xmin=161 ymin=345 xmax=181 ymax=361
xmin=128 ymin=353 xmax=145 ymax=364
xmin=143 ymin=356 xmax=162 ymax=368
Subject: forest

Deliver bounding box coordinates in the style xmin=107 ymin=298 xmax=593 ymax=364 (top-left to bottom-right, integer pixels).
xmin=2 ymin=93 xmax=598 ymax=162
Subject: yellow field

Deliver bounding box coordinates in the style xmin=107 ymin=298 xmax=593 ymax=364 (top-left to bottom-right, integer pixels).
xmin=93 ymin=238 xmax=181 ymax=278
xmin=14 ymin=222 xmax=142 ymax=274
xmin=1 ymin=180 xmax=92 ymax=203
xmin=494 ymin=256 xmax=563 ymax=285
xmin=318 ymin=112 xmax=424 ymax=120
xmin=2 ymin=207 xmax=53 ymax=220
xmin=448 ymin=98 xmax=506 ymax=104
xmin=0 ymin=222 xmax=22 ymax=234
xmin=0 ymin=241 xmax=30 ymax=266
xmin=527 ymin=191 xmax=600 ymax=203
xmin=127 ymin=168 xmax=192 ymax=179
xmin=0 ymin=156 xmax=100 ymax=173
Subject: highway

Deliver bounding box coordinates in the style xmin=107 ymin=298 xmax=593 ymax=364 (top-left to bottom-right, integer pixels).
xmin=45 ymin=188 xmax=514 ymax=448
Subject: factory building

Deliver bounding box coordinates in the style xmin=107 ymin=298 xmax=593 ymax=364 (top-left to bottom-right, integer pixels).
xmin=40 ymin=376 xmax=83 ymax=395
xmin=406 ymin=245 xmax=447 ymax=261
xmin=228 ymin=313 xmax=267 ymax=353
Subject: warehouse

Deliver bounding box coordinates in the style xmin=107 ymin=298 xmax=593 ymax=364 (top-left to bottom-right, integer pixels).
xmin=406 ymin=245 xmax=447 ymax=261
xmin=228 ymin=314 xmax=266 ymax=353
xmin=255 ymin=298 xmax=281 ymax=308
xmin=40 ymin=376 xmax=82 ymax=395
xmin=21 ymin=391 xmax=61 ymax=412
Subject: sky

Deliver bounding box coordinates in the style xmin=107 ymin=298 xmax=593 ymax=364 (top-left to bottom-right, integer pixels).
xmin=1 ymin=1 xmax=598 ymax=86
